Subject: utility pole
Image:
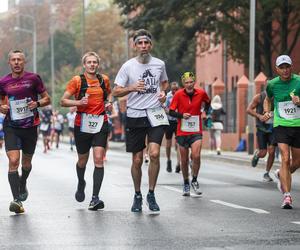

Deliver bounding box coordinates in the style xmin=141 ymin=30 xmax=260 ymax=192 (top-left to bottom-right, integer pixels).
xmin=248 ymin=0 xmax=256 ymax=154
xmin=50 ymin=0 xmax=55 ymax=109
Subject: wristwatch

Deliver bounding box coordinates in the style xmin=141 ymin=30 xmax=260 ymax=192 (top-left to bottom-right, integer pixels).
xmin=36 ymin=101 xmax=41 ymax=107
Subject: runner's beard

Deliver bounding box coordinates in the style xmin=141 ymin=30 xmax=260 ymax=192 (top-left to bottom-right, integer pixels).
xmin=137 ymin=53 xmax=151 ymax=64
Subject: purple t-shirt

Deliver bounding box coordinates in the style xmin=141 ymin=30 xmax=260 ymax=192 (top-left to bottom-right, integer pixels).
xmin=0 ymin=71 xmax=46 ymax=128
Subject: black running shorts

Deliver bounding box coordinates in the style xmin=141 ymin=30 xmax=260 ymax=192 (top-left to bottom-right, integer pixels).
xmin=4 ymin=124 xmax=38 ymax=154
xmin=176 ymin=134 xmax=202 ymax=148
xmin=273 ymin=126 xmax=300 ymax=148
xmin=125 ymin=117 xmax=165 ymax=153
xmin=74 ymin=122 xmax=109 ymax=154
xmin=165 ymin=121 xmax=177 ymax=140
xmin=256 ymin=129 xmax=276 ymax=149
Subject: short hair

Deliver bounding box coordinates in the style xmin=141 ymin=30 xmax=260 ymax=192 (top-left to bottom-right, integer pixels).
xmin=133 ymin=29 xmax=153 ymax=43
xmin=81 ymin=51 xmax=100 ymax=65
xmin=8 ymin=49 xmax=25 ymax=61
xmin=181 ymin=72 xmax=195 ymax=83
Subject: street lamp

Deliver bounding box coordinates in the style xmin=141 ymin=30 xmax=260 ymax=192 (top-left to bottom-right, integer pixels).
xmin=247 ymin=0 xmax=256 ymax=154
xmin=14 ymin=14 xmax=37 ymax=73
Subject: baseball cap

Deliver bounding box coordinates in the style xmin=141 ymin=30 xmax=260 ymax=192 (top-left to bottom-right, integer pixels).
xmin=276 ymin=55 xmax=292 ymax=67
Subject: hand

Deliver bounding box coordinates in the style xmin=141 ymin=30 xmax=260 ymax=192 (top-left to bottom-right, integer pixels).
xmin=27 ymin=100 xmax=37 ymax=110
xmin=158 ymin=91 xmax=166 ymax=103
xmin=78 ymin=96 xmax=88 ymax=106
xmin=291 ymin=95 xmax=300 ymax=106
xmin=105 ymin=102 xmax=112 ymax=112
xmin=0 ymin=104 xmax=9 ymax=114
xmin=262 ymin=112 xmax=272 ymax=121
xmin=132 ymin=79 xmax=145 ymax=92
xmin=183 ymin=113 xmax=191 ymax=119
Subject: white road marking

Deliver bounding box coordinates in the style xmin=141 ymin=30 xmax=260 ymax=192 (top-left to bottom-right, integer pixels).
xmin=291 ymin=221 xmax=300 ymax=225
xmin=162 ymin=185 xmax=202 ymax=198
xmin=210 ymin=199 xmax=270 ymax=214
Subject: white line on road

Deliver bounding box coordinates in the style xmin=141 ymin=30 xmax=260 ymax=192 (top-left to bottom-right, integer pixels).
xmin=291 ymin=221 xmax=300 ymax=225
xmin=162 ymin=185 xmax=202 ymax=198
xmin=210 ymin=200 xmax=270 ymax=214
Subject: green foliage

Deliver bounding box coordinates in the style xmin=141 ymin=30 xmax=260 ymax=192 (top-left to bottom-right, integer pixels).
xmin=114 ymin=0 xmax=300 ymax=77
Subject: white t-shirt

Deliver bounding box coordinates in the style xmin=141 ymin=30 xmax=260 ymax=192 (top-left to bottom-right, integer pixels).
xmin=114 ymin=56 xmax=168 ymax=118
xmin=66 ymin=112 xmax=76 ymax=128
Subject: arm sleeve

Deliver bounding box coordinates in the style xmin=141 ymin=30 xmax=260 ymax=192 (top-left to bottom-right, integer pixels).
xmin=160 ymin=62 xmax=168 ymax=82
xmin=169 ymin=109 xmax=183 ymax=118
xmin=114 ymin=64 xmax=128 ymax=87
xmin=66 ymin=76 xmax=80 ymax=96
xmin=35 ymin=74 xmax=46 ymax=94
xmin=266 ymin=81 xmax=273 ymax=99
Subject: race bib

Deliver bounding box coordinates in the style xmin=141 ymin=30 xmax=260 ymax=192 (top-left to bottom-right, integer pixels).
xmin=278 ymin=101 xmax=300 ymax=120
xmin=80 ymin=113 xmax=104 ymax=134
xmin=146 ymin=107 xmax=169 ymax=127
xmin=181 ymin=116 xmax=200 ymax=132
xmin=39 ymin=123 xmax=49 ymax=132
xmin=10 ymin=98 xmax=34 ymax=121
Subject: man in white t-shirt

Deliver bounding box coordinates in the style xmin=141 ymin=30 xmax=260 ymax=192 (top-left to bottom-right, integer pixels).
xmin=113 ymin=29 xmax=169 ymax=213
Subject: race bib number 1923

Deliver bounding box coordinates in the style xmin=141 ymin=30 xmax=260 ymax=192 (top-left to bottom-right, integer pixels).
xmin=10 ymin=98 xmax=34 ymax=121
xmin=278 ymin=101 xmax=300 ymax=120
xmin=80 ymin=113 xmax=104 ymax=133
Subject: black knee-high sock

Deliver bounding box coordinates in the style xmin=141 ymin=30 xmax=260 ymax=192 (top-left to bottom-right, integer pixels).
xmin=93 ymin=167 xmax=104 ymax=197
xmin=76 ymin=164 xmax=86 ymax=184
xmin=8 ymin=171 xmax=20 ymax=200
xmin=20 ymin=167 xmax=32 ymax=188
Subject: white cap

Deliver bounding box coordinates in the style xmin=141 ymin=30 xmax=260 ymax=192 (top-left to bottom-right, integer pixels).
xmin=276 ymin=55 xmax=292 ymax=67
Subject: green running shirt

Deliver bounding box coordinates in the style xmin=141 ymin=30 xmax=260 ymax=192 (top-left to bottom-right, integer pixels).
xmin=266 ymin=74 xmax=300 ymax=127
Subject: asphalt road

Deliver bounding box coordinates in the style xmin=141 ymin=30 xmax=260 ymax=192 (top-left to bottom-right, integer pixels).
xmin=0 ymin=140 xmax=300 ymax=250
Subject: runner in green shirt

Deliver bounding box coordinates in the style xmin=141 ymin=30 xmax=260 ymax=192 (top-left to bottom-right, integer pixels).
xmin=264 ymin=55 xmax=300 ymax=209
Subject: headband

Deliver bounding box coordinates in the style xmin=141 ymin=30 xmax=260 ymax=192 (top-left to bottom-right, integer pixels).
xmin=134 ymin=35 xmax=152 ymax=44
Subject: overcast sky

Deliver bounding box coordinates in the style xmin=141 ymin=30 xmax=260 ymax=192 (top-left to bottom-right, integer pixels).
xmin=0 ymin=0 xmax=8 ymax=13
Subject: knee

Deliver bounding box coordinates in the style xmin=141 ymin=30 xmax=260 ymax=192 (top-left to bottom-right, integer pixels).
xmin=192 ymin=155 xmax=200 ymax=164
xmin=259 ymin=150 xmax=267 ymax=158
xmin=94 ymin=156 xmax=104 ymax=166
xmin=149 ymin=151 xmax=159 ymax=161
xmin=8 ymin=156 xmax=19 ymax=168
xmin=133 ymin=156 xmax=143 ymax=168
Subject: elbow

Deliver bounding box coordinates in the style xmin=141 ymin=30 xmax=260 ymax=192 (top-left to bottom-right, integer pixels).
xmin=60 ymin=99 xmax=67 ymax=107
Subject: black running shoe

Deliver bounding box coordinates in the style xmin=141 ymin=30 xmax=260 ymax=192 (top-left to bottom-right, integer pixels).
xmin=75 ymin=180 xmax=86 ymax=202
xmin=251 ymin=150 xmax=259 ymax=167
xmin=131 ymin=194 xmax=143 ymax=212
xmin=88 ymin=196 xmax=104 ymax=211
xmin=9 ymin=200 xmax=25 ymax=214
xmin=19 ymin=185 xmax=28 ymax=202
xmin=146 ymin=192 xmax=160 ymax=213
xmin=166 ymin=160 xmax=172 ymax=173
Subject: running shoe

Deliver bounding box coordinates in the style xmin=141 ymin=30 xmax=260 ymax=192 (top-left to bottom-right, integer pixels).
xmin=88 ymin=196 xmax=104 ymax=211
xmin=175 ymin=164 xmax=181 ymax=173
xmin=251 ymin=149 xmax=259 ymax=167
xmin=75 ymin=180 xmax=86 ymax=202
xmin=263 ymin=172 xmax=273 ymax=182
xmin=182 ymin=183 xmax=190 ymax=196
xmin=146 ymin=192 xmax=160 ymax=213
xmin=131 ymin=194 xmax=143 ymax=212
xmin=9 ymin=200 xmax=25 ymax=214
xmin=166 ymin=160 xmax=172 ymax=173
xmin=191 ymin=181 xmax=202 ymax=195
xmin=281 ymin=195 xmax=292 ymax=209
xmin=274 ymin=169 xmax=284 ymax=193
xmin=19 ymin=185 xmax=28 ymax=202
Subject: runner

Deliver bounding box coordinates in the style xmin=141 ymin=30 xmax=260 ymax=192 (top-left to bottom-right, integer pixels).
xmin=0 ymin=49 xmax=51 ymax=213
xmin=113 ymin=29 xmax=168 ymax=213
xmin=61 ymin=51 xmax=112 ymax=211
xmin=40 ymin=105 xmax=53 ymax=153
xmin=164 ymin=81 xmax=181 ymax=173
xmin=66 ymin=106 xmax=76 ymax=151
xmin=247 ymin=91 xmax=276 ymax=182
xmin=169 ymin=72 xmax=210 ymax=196
xmin=264 ymin=55 xmax=300 ymax=209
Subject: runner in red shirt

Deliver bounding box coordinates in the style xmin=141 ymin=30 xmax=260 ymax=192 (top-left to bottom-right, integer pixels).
xmin=169 ymin=72 xmax=210 ymax=196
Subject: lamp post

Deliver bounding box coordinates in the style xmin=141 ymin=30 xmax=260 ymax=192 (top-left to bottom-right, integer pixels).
xmin=14 ymin=14 xmax=37 ymax=73
xmin=247 ymin=0 xmax=256 ymax=154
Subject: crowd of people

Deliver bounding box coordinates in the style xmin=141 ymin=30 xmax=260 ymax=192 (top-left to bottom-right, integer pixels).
xmin=0 ymin=28 xmax=299 ymax=214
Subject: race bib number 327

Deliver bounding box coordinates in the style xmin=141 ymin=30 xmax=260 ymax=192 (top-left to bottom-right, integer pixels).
xmin=80 ymin=113 xmax=104 ymax=133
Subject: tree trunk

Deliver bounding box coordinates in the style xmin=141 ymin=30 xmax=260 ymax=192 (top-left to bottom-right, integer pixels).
xmin=281 ymin=0 xmax=289 ymax=53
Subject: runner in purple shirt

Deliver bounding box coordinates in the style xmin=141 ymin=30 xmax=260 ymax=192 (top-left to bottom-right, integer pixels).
xmin=0 ymin=49 xmax=51 ymax=214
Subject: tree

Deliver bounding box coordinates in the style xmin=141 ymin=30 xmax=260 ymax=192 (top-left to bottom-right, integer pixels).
xmin=114 ymin=0 xmax=300 ymax=77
